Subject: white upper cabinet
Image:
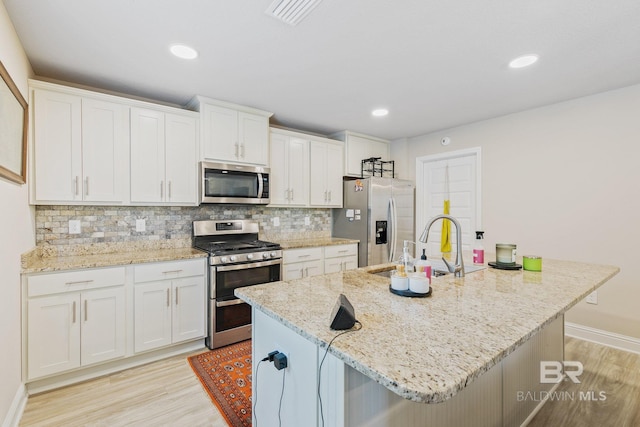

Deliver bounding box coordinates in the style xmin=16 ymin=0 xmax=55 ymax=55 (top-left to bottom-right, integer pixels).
xmin=269 ymin=130 xmax=309 ymax=206
xmin=32 ymin=88 xmax=128 ymax=204
xmin=309 ymin=138 xmax=344 ymax=207
xmin=330 ymin=131 xmax=390 ymax=177
xmin=188 ymin=96 xmax=273 ymax=166
xmin=130 ymin=108 xmax=198 ymax=205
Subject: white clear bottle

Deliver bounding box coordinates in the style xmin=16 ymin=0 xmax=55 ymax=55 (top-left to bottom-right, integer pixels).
xmin=397 ymin=240 xmax=415 ymax=275
xmin=473 ymin=231 xmax=485 ymax=265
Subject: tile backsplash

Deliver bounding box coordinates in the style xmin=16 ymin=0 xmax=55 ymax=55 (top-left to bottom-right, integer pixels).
xmin=35 ymin=205 xmax=332 ymax=247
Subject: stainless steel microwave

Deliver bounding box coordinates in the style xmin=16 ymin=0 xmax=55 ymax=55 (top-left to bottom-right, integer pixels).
xmin=200 ymin=161 xmax=270 ymax=204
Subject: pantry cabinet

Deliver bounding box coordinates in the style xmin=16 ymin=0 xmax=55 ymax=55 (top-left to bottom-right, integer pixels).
xmin=130 ymin=107 xmax=198 ymax=205
xmin=25 ymin=267 xmax=126 ymax=380
xmin=309 ymin=138 xmax=344 ymax=207
xmin=330 ymin=130 xmax=390 ymax=177
xmin=188 ymin=96 xmax=273 ymax=166
xmin=133 ymin=259 xmax=206 ymax=353
xmin=32 ymin=88 xmax=128 ymax=204
xmin=269 ymin=129 xmax=309 ymax=206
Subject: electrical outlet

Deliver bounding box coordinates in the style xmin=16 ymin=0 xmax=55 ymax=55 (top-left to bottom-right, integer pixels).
xmin=304 ymin=216 xmax=310 ymax=226
xmin=68 ymin=220 xmax=81 ymax=234
xmin=586 ymin=291 xmax=598 ymax=305
xmin=272 ymin=217 xmax=280 ymax=227
xmin=136 ymin=219 xmax=146 ymax=232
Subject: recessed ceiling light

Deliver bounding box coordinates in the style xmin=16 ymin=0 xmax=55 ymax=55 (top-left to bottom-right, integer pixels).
xmin=509 ymin=54 xmax=539 ymax=69
xmin=169 ymin=44 xmax=198 ymax=60
xmin=372 ymin=108 xmax=389 ymax=117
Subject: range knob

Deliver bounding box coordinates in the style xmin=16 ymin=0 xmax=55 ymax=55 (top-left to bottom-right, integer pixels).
xmin=230 ymin=255 xmax=237 ymax=262
xmin=262 ymin=252 xmax=270 ymax=259
xmin=220 ymin=256 xmax=228 ymax=263
xmin=270 ymin=251 xmax=278 ymax=258
xmin=247 ymin=253 xmax=254 ymax=260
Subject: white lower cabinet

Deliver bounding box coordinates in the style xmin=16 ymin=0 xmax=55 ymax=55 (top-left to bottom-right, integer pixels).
xmin=133 ymin=260 xmax=206 ymax=353
xmin=26 ymin=268 xmax=126 ymax=380
xmin=283 ymin=244 xmax=358 ymax=280
xmin=323 ymin=244 xmax=358 ymax=273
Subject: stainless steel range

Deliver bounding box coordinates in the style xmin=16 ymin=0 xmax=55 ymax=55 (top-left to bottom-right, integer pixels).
xmin=193 ymin=220 xmax=282 ymax=349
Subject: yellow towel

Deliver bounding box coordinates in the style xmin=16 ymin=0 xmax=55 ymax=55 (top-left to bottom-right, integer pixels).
xmin=441 ymin=199 xmax=451 ymax=252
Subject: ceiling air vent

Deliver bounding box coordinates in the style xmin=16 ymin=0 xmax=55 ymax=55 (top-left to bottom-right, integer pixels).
xmin=265 ymin=0 xmax=323 ymax=26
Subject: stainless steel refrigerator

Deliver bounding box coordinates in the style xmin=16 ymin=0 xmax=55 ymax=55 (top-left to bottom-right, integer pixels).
xmin=332 ymin=177 xmax=415 ymax=267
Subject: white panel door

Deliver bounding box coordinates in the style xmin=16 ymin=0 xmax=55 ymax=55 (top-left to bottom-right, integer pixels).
xmin=27 ymin=294 xmax=81 ymax=379
xmin=238 ymin=112 xmax=269 ymax=165
xmin=81 ymin=287 xmax=126 ymax=366
xmin=165 ymin=113 xmax=198 ymax=204
xmin=172 ymin=277 xmax=206 ymax=343
xmin=134 ymin=282 xmax=172 ymax=353
xmin=202 ymin=104 xmax=238 ymax=161
xmin=81 ymin=98 xmax=127 ymax=202
xmin=416 ymin=149 xmax=481 ymax=256
xmin=33 ymin=89 xmax=82 ymax=201
xmin=130 ymin=107 xmax=165 ymax=203
xmin=287 ymin=137 xmax=309 ymax=206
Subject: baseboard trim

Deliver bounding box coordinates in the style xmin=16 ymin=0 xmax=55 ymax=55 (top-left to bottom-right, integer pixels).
xmin=565 ymin=322 xmax=640 ymax=355
xmin=1 ymin=383 xmax=27 ymax=427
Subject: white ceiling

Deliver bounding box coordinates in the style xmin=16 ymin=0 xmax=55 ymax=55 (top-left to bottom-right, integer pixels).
xmin=5 ymin=0 xmax=640 ymax=140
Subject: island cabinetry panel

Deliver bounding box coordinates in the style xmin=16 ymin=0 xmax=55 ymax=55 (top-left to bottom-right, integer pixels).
xmin=25 ymin=267 xmax=126 ymax=380
xmin=309 ymin=138 xmax=344 ymax=207
xmin=330 ymin=130 xmax=390 ymax=177
xmin=269 ymin=129 xmax=309 ymax=206
xmin=32 ymin=88 xmax=128 ymax=204
xmin=323 ymin=244 xmax=358 ymax=273
xmin=133 ymin=259 xmax=206 ymax=353
xmin=130 ymin=107 xmax=198 ymax=205
xmin=188 ymin=96 xmax=273 ymax=166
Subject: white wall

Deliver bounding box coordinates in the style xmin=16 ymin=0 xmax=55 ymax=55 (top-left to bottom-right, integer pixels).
xmin=392 ymin=84 xmax=640 ymax=338
xmin=0 ymin=1 xmax=35 ymax=424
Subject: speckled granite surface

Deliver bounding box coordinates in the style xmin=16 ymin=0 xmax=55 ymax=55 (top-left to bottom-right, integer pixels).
xmin=236 ymin=257 xmax=619 ymax=404
xmin=276 ymin=237 xmax=359 ymax=249
xmin=21 ymin=239 xmax=207 ymax=273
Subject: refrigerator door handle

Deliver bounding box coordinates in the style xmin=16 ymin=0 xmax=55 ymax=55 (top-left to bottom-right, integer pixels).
xmin=388 ymin=197 xmax=397 ymax=262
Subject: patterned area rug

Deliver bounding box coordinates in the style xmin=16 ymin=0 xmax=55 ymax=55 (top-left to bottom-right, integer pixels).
xmin=188 ymin=340 xmax=252 ymax=427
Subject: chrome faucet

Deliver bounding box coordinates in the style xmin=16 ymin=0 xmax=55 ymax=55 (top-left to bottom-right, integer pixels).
xmin=418 ymin=214 xmax=465 ymax=278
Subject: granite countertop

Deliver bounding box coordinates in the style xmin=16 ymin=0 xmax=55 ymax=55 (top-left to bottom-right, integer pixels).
xmin=276 ymin=237 xmax=359 ymax=250
xmin=21 ymin=240 xmax=207 ymax=274
xmin=236 ymin=257 xmax=619 ymax=404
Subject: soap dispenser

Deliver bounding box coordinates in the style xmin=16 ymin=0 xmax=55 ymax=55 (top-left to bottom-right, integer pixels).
xmin=473 ymin=231 xmax=485 ymax=265
xmin=396 ymin=240 xmax=415 ymax=275
xmin=414 ymin=248 xmax=432 ymax=279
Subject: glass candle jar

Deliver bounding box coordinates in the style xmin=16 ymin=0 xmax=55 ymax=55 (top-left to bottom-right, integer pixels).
xmin=496 ymin=243 xmax=517 ymax=265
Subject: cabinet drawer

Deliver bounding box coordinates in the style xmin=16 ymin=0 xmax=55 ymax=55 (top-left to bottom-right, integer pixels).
xmin=283 ymin=247 xmax=323 ymax=264
xmin=27 ymin=267 xmax=126 ymax=297
xmin=134 ymin=259 xmax=205 ymax=283
xmin=324 ymin=244 xmax=357 ymax=259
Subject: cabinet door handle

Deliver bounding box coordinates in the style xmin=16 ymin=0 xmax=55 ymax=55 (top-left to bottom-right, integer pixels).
xmin=166 ymin=288 xmax=170 ymax=307
xmin=285 ymin=189 xmax=290 ymax=201
xmin=290 ymin=188 xmax=294 ymax=200
xmin=240 ymin=144 xmax=245 ymax=159
xmin=74 ymin=176 xmax=79 ymax=196
xmin=84 ymin=299 xmax=88 ymax=321
xmin=84 ymin=177 xmax=89 ymax=196
xmin=65 ymin=280 xmax=94 ymax=285
xmin=175 ymin=287 xmax=179 ymax=305
xmin=234 ymin=142 xmax=239 ymax=158
xmin=72 ymin=301 xmax=77 ymax=323
xmin=300 ymin=268 xmax=304 ymax=278
xmin=160 ymin=181 xmax=164 ymax=199
xmin=324 ymin=190 xmax=327 ymax=202
xmin=168 ymin=181 xmax=172 ymax=199
xmin=328 ymin=190 xmax=331 ymax=202
xmin=162 ymin=269 xmax=183 ymax=274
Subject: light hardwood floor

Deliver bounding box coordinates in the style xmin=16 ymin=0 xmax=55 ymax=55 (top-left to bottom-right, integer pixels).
xmin=19 ymin=350 xmax=228 ymax=427
xmin=19 ymin=338 xmax=640 ymax=426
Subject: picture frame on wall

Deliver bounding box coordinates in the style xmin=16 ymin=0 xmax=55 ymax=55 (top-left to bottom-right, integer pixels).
xmin=0 ymin=60 xmax=28 ymax=184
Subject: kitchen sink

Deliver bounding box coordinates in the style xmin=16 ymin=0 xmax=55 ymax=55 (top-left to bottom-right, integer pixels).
xmin=370 ymin=260 xmax=485 ymax=278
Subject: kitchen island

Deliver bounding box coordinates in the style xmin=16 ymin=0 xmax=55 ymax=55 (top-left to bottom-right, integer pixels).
xmin=236 ymin=257 xmax=619 ymax=427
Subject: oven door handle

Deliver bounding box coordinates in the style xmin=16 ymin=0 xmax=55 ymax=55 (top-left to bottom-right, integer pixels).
xmin=215 ymin=259 xmax=282 ymax=272
xmin=215 ymin=298 xmax=247 ymax=308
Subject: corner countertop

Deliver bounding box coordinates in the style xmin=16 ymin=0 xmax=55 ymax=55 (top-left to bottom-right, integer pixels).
xmin=275 ymin=237 xmax=359 ymax=250
xmin=236 ymin=257 xmax=619 ymax=404
xmin=21 ymin=241 xmax=207 ymax=274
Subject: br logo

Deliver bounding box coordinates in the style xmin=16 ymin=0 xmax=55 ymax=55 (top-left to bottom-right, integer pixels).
xmin=540 ymin=361 xmax=583 ymax=384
